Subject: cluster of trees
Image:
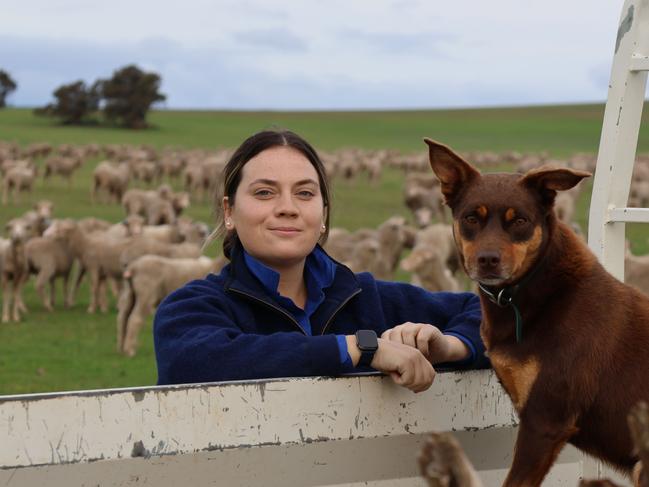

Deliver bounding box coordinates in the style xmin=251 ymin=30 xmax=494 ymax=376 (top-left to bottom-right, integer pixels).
xmin=36 ymin=65 xmax=166 ymax=129
xmin=0 ymin=70 xmax=17 ymax=108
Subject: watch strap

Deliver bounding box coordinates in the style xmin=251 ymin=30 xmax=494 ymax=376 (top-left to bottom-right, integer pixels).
xmin=358 ymin=348 xmax=375 ymax=367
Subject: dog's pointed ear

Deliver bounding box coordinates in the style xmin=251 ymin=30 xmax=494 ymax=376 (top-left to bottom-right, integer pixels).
xmin=424 ymin=138 xmax=480 ymax=206
xmin=520 ymin=165 xmax=591 ymax=206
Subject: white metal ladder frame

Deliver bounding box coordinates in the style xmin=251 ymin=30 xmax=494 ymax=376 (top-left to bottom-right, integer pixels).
xmin=585 ymin=0 xmax=649 ymax=479
xmin=589 ymin=0 xmax=649 ymax=280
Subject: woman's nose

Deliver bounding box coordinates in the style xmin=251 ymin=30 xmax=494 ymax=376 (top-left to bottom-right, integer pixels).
xmin=274 ymin=193 xmax=299 ymax=216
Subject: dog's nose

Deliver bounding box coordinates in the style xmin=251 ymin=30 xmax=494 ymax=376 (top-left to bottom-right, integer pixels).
xmin=477 ymin=251 xmax=501 ymax=270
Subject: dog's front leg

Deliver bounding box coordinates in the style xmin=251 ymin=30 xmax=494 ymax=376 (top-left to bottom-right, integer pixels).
xmin=503 ymin=417 xmax=578 ymax=487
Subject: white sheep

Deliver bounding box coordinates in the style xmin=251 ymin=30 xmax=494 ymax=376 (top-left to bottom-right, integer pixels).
xmin=327 ymin=216 xmax=412 ymax=280
xmin=77 ymin=217 xmax=112 ymax=234
xmin=20 ymin=200 xmax=54 ymax=236
xmin=102 ymin=215 xmax=146 ymax=239
xmin=122 ymin=186 xmax=189 ymax=225
xmin=400 ymin=223 xmax=461 ymax=292
xmin=118 ymin=237 xmax=202 ymax=269
xmin=2 ymin=164 xmax=37 ymax=204
xmin=24 ymin=232 xmax=76 ymax=311
xmin=2 ymin=217 xmax=39 ymax=322
xmin=131 ymin=160 xmax=159 ymax=185
xmin=625 ymin=249 xmax=649 ymax=296
xmin=0 ymin=158 xmax=31 ymax=177
xmin=183 ymin=163 xmax=207 ymax=202
xmin=403 ymin=173 xmax=447 ymax=226
xmin=324 ymin=227 xmax=379 ymax=264
xmin=24 ymin=142 xmax=53 ymax=159
xmin=45 ymin=219 xmax=134 ymax=313
xmin=92 ymin=161 xmax=130 ymax=204
xmin=342 ymin=238 xmax=385 ymax=277
xmin=201 ymin=155 xmax=227 ymax=196
xmin=43 ymin=155 xmax=83 ymax=185
xmin=117 ymin=255 xmax=227 ymax=356
xmin=159 ymin=153 xmax=186 ymax=181
xmin=137 ymin=218 xmax=208 ymax=244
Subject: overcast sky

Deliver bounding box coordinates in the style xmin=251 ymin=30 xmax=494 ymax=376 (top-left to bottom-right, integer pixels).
xmin=2 ymin=0 xmax=624 ymax=110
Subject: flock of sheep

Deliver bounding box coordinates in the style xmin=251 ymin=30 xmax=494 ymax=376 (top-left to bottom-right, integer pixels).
xmin=1 ymin=140 xmax=649 ymax=357
xmin=0 ymin=141 xmax=231 ymax=356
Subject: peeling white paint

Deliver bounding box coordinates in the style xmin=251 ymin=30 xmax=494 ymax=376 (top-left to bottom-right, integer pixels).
xmin=0 ymin=372 xmax=512 ymax=466
xmin=0 ymin=371 xmax=626 ymax=486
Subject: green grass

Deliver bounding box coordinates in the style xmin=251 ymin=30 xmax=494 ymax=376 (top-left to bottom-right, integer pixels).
xmin=1 ymin=104 xmax=649 ymax=395
xmin=0 ymin=285 xmax=155 ymax=395
xmin=6 ymin=103 xmax=649 ymax=154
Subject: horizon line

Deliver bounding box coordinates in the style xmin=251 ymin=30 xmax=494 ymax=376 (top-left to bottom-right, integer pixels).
xmin=2 ymin=99 xmax=619 ymax=113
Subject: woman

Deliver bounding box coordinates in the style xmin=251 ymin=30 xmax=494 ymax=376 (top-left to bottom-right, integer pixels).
xmin=154 ymin=129 xmax=489 ymax=392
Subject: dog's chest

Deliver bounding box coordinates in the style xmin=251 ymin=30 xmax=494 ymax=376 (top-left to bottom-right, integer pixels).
xmin=489 ymin=350 xmax=541 ymax=413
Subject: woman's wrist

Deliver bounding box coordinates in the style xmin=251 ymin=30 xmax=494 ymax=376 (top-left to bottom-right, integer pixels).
xmin=442 ymin=335 xmax=471 ymax=362
xmin=345 ymin=335 xmax=362 ymax=366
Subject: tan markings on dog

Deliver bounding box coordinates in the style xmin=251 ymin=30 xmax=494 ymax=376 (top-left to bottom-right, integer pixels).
xmin=476 ymin=205 xmax=488 ymax=219
xmin=505 ymin=208 xmax=516 ymax=222
xmin=511 ymin=226 xmax=543 ymax=278
xmin=457 ymin=237 xmax=479 ymax=275
xmin=489 ymin=350 xmax=540 ymax=412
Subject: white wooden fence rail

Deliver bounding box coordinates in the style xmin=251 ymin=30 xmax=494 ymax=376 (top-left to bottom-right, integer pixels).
xmin=0 ymin=371 xmax=604 ymax=486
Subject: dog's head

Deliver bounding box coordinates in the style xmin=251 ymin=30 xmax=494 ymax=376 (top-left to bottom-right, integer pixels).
xmin=424 ymin=138 xmax=590 ymax=287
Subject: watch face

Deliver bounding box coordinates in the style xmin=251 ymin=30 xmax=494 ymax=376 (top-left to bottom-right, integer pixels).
xmin=356 ymin=329 xmax=378 ymax=351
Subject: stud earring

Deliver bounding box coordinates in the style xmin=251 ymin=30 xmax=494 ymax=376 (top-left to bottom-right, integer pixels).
xmin=225 ymin=220 xmax=232 ymax=228
xmin=321 ymin=224 xmax=326 ymax=231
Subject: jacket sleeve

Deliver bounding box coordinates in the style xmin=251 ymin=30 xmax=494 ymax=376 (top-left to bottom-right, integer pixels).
xmin=153 ymin=280 xmax=344 ymax=385
xmin=372 ymin=278 xmax=490 ymax=369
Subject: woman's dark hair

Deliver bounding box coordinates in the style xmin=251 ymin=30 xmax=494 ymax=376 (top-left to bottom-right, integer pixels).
xmin=205 ymin=129 xmax=332 ymax=259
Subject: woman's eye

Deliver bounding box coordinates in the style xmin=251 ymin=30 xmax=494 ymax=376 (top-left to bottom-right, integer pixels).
xmin=254 ymin=189 xmax=273 ymax=197
xmin=297 ymin=190 xmax=314 ymax=198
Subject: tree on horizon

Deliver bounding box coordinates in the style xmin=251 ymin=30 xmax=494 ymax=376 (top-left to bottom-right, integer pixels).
xmin=0 ymin=70 xmax=17 ymax=108
xmin=35 ymin=64 xmax=165 ymax=129
xmin=34 ymin=80 xmax=101 ymax=124
xmin=99 ymin=65 xmax=166 ymax=129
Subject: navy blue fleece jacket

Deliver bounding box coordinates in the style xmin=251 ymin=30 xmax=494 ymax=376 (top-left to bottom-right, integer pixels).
xmin=154 ymin=244 xmax=489 ymax=385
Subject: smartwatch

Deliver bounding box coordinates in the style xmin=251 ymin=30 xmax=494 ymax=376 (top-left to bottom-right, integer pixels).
xmin=355 ymin=330 xmax=379 ymax=367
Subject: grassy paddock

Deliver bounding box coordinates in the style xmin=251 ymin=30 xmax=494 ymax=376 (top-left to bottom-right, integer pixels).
xmin=5 ymin=103 xmax=649 ymax=154
xmin=1 ymin=105 xmax=648 ymax=394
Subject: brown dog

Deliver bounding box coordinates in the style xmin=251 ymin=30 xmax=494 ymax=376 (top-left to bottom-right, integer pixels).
xmin=425 ymin=138 xmax=649 ymax=486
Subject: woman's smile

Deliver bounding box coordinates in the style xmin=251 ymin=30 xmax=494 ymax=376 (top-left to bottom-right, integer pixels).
xmin=269 ymin=226 xmax=302 ymax=235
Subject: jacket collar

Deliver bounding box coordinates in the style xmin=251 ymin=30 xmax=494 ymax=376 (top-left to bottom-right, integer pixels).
xmin=223 ymin=241 xmax=362 ymax=334
xmin=242 ymin=246 xmax=336 ymax=302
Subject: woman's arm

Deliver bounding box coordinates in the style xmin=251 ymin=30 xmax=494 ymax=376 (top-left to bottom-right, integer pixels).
xmin=154 ymin=282 xmax=343 ymax=385
xmin=372 ymin=279 xmax=489 ymax=369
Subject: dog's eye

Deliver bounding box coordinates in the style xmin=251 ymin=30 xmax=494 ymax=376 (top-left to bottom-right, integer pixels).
xmin=465 ymin=215 xmax=479 ymax=225
xmin=514 ymin=217 xmax=528 ymax=226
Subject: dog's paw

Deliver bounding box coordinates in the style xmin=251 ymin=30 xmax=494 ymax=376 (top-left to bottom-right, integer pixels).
xmin=418 ymin=432 xmax=482 ymax=487
xmin=419 ymin=433 xmax=453 ymax=487
xmin=629 ymin=401 xmax=649 ymax=455
xmin=628 ymin=402 xmax=649 ymax=487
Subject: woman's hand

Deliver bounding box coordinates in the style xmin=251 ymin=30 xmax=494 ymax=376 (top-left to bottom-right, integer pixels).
xmin=345 ymin=335 xmax=435 ymax=392
xmin=381 ymin=323 xmax=470 ymax=364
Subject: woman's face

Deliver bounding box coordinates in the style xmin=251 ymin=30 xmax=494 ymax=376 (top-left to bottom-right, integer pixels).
xmin=224 ymin=146 xmax=326 ymax=270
